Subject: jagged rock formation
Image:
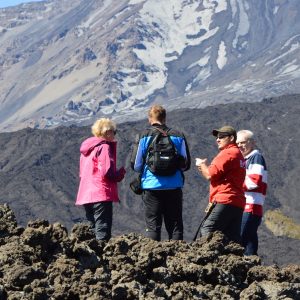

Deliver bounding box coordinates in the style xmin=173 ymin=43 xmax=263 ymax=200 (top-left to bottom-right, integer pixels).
xmin=0 ymin=204 xmax=299 ymax=299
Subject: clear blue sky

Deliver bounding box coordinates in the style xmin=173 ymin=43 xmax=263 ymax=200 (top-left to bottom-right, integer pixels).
xmin=0 ymin=0 xmax=43 ymax=8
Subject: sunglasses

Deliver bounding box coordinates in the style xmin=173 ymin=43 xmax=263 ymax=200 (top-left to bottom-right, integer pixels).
xmin=107 ymin=129 xmax=117 ymax=135
xmin=216 ymin=134 xmax=231 ymax=139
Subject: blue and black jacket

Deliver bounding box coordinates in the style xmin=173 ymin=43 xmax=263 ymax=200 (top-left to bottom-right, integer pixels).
xmin=130 ymin=124 xmax=191 ymax=190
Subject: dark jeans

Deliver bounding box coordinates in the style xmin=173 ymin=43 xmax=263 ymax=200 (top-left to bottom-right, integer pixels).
xmin=241 ymin=212 xmax=262 ymax=255
xmin=142 ymin=189 xmax=183 ymax=241
xmin=200 ymin=203 xmax=243 ymax=243
xmin=84 ymin=202 xmax=113 ymax=241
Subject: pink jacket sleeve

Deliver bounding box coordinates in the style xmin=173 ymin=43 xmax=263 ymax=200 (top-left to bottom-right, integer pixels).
xmin=96 ymin=144 xmax=126 ymax=182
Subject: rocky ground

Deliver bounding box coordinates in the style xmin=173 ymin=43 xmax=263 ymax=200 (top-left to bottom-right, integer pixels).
xmin=0 ymin=204 xmax=299 ymax=299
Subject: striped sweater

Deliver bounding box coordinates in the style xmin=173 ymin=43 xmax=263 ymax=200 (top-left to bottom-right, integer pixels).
xmin=243 ymin=149 xmax=267 ymax=216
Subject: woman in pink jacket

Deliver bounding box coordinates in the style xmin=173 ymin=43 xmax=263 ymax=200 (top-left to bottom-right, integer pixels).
xmin=76 ymin=118 xmax=126 ymax=241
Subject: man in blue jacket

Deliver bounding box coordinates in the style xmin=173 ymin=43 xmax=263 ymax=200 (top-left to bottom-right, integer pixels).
xmin=131 ymin=105 xmax=191 ymax=241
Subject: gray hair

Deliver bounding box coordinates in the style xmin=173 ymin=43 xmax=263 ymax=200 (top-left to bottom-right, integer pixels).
xmin=237 ymin=129 xmax=254 ymax=141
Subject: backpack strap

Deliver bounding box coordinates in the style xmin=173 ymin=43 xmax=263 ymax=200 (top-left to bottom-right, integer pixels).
xmin=143 ymin=126 xmax=178 ymax=164
xmin=153 ymin=128 xmax=176 ymax=154
xmin=152 ymin=127 xmax=184 ymax=177
xmin=152 ymin=126 xmax=168 ymax=136
xmin=151 ymin=127 xmax=177 ymax=153
xmin=143 ymin=126 xmax=166 ymax=160
xmin=140 ymin=127 xmax=159 ymax=169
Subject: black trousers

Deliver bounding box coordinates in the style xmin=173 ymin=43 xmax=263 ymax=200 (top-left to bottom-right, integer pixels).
xmin=84 ymin=202 xmax=113 ymax=241
xmin=142 ymin=189 xmax=183 ymax=241
xmin=200 ymin=203 xmax=243 ymax=243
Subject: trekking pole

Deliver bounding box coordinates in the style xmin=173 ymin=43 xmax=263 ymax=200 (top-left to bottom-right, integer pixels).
xmin=192 ymin=202 xmax=216 ymax=241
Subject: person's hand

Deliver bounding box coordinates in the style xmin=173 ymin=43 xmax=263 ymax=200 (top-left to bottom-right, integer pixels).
xmin=195 ymin=158 xmax=211 ymax=180
xmin=118 ymin=167 xmax=126 ymax=176
xmin=116 ymin=167 xmax=126 ymax=182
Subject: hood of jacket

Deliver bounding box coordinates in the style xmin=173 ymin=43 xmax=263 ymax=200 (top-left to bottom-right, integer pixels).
xmin=80 ymin=137 xmax=116 ymax=156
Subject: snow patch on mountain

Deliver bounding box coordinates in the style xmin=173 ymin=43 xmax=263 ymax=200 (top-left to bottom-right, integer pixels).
xmin=217 ymin=41 xmax=227 ymax=70
xmin=115 ymin=0 xmax=226 ymax=107
xmin=232 ymin=0 xmax=250 ymax=49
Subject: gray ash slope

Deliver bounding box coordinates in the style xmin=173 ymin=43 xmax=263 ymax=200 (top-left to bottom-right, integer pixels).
xmin=1 ymin=0 xmax=300 ymax=131
xmin=0 ymin=94 xmax=300 ymax=266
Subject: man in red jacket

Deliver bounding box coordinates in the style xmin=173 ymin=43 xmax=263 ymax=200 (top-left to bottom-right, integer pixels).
xmin=196 ymin=126 xmax=246 ymax=242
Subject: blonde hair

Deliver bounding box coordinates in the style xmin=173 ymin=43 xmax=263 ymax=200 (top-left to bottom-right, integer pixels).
xmin=148 ymin=104 xmax=166 ymax=123
xmin=91 ymin=118 xmax=116 ymax=137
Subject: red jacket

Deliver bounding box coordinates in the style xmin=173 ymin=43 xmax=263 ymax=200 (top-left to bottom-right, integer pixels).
xmin=208 ymin=143 xmax=246 ymax=208
xmin=76 ymin=137 xmax=125 ymax=205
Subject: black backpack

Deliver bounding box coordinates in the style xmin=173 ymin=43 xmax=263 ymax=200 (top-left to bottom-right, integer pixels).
xmin=145 ymin=127 xmax=180 ymax=176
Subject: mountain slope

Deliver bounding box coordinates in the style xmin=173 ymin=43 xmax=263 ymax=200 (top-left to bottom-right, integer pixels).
xmin=0 ymin=94 xmax=300 ymax=265
xmin=1 ymin=0 xmax=300 ymax=131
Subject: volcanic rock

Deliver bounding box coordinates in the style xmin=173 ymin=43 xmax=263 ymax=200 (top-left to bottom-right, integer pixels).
xmin=0 ymin=204 xmax=299 ymax=299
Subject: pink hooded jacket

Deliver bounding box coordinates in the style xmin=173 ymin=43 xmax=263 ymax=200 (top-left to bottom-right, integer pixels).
xmin=76 ymin=137 xmax=125 ymax=205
